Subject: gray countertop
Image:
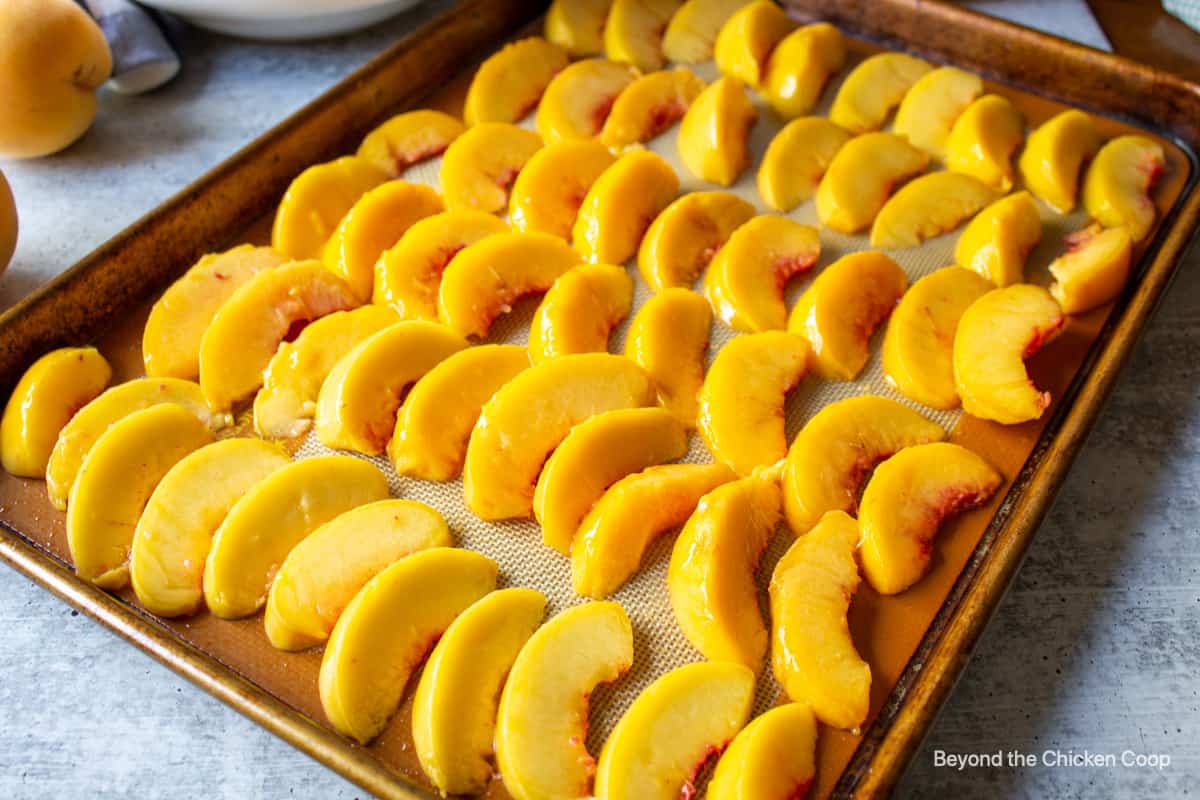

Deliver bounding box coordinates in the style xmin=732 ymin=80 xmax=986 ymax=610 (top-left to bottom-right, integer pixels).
xmin=1 ymin=5 xmax=1196 ymax=799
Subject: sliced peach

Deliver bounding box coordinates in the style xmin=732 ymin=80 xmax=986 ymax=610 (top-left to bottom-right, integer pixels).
xmin=893 ymin=66 xmax=982 ymax=160
xmin=815 ymin=132 xmax=929 ymax=233
xmin=713 ymin=0 xmax=795 ymax=88
xmin=604 ymin=0 xmax=682 ymax=72
xmin=637 ymin=190 xmax=756 ymax=291
xmin=663 ymin=0 xmax=752 ymax=63
xmin=271 ymin=156 xmax=389 ymax=260
xmin=782 ymin=394 xmax=945 ymax=534
xmin=536 ymin=58 xmax=639 ymax=143
xmin=463 ymin=37 xmax=569 ymax=126
xmin=955 ymin=190 xmax=1043 ymax=287
xmin=676 ymin=76 xmax=757 ymax=187
xmin=787 ymin=251 xmax=908 ymax=381
xmin=762 ymin=22 xmax=847 ymax=118
xmin=945 ymin=94 xmax=1024 ymax=192
xmin=1082 ymin=134 xmax=1165 ymax=242
xmin=1017 ymin=109 xmax=1102 ymax=213
xmin=440 ymin=122 xmax=543 ymax=214
xmin=707 ymin=703 xmax=817 ymax=800
xmin=599 ymin=68 xmax=707 ymax=149
xmin=953 ymin=284 xmax=1065 ymax=424
xmin=545 ymin=0 xmax=612 ymax=56
xmin=830 ymin=52 xmax=932 ymax=134
xmin=705 ymin=215 xmax=820 ymax=333
xmin=573 ymin=149 xmax=680 ymax=265
xmin=699 ymin=331 xmax=809 ymax=475
xmin=870 ymin=171 xmax=999 ymax=249
xmin=1049 ymin=224 xmax=1134 ymax=314
xmin=860 ymin=442 xmax=1002 ymax=594
xmin=623 ymin=287 xmax=711 ymax=426
xmin=757 ymin=116 xmax=852 ymax=211
xmin=509 ymin=139 xmax=616 ymax=239
xmin=529 ymin=263 xmax=634 ymax=363
xmin=356 ymin=109 xmax=465 ymax=178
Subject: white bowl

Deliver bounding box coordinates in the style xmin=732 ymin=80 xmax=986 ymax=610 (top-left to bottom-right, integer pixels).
xmin=139 ymin=0 xmax=424 ymax=40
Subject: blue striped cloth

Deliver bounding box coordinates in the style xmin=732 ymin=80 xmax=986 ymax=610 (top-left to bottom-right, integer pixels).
xmin=79 ymin=0 xmax=180 ymax=94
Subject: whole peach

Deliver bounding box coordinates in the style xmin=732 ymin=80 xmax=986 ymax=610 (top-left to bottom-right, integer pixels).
xmin=0 ymin=170 xmax=15 ymax=275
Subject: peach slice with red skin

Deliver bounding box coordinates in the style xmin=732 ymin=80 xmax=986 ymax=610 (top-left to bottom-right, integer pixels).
xmin=463 ymin=37 xmax=568 ymax=126
xmin=677 ymin=75 xmax=758 ymax=187
xmin=1018 ymin=109 xmax=1103 ymax=213
xmin=757 ymin=116 xmax=852 ymax=212
xmin=893 ymin=66 xmax=982 ymax=160
xmin=707 ymin=702 xmax=818 ymax=800
xmin=870 ymin=170 xmax=1000 ymax=250
xmin=545 ymin=0 xmax=612 ymax=56
xmin=529 ymin=263 xmax=634 ymax=363
xmin=1049 ymin=224 xmax=1134 ymax=314
xmin=537 ymin=58 xmax=639 ymax=143
xmin=713 ymin=0 xmax=795 ymax=88
xmin=816 ymin=132 xmax=929 ymax=234
xmin=624 ymin=287 xmax=711 ymax=427
xmin=271 ymin=156 xmax=389 ymax=260
xmin=637 ymin=190 xmax=756 ymax=291
xmin=762 ymin=22 xmax=847 ymax=118
xmin=604 ymin=0 xmax=682 ymax=72
xmin=955 ymin=190 xmax=1044 ymax=288
xmin=830 ymin=52 xmax=932 ymax=134
xmin=440 ymin=122 xmax=543 ymax=214
xmin=945 ymin=94 xmax=1024 ymax=192
xmin=662 ymin=0 xmax=753 ymax=64
xmin=573 ymin=149 xmax=680 ymax=265
xmin=1082 ymin=134 xmax=1165 ymax=242
xmin=599 ymin=68 xmax=707 ymax=149
xmin=509 ymin=139 xmax=616 ymax=240
xmin=356 ymin=109 xmax=465 ymax=178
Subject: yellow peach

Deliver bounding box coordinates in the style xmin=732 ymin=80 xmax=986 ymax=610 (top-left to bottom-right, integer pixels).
xmin=955 ymin=190 xmax=1044 ymax=287
xmin=0 ymin=170 xmax=15 ymax=273
xmin=623 ymin=287 xmax=711 ymax=426
xmin=604 ymin=0 xmax=682 ymax=72
xmin=637 ymin=190 xmax=756 ymax=291
xmin=757 ymin=116 xmax=852 ymax=211
xmin=815 ymin=132 xmax=929 ymax=233
xmin=945 ymin=94 xmax=1024 ymax=191
xmin=509 ymin=139 xmax=616 ymax=239
xmin=356 ymin=109 xmax=464 ymax=178
xmin=1082 ymin=134 xmax=1166 ymax=242
xmin=599 ymin=68 xmax=707 ymax=149
xmin=440 ymin=122 xmax=543 ymax=214
xmin=1017 ymin=109 xmax=1102 ymax=213
xmin=463 ymin=37 xmax=569 ymax=126
xmin=546 ymin=0 xmax=612 ymax=56
xmin=830 ymin=52 xmax=932 ymax=134
xmin=573 ymin=150 xmax=680 ymax=265
xmin=663 ymin=0 xmax=753 ymax=63
xmin=893 ymin=66 xmax=982 ymax=159
xmin=713 ymin=0 xmax=795 ymax=88
xmin=1049 ymin=224 xmax=1134 ymax=314
xmin=676 ymin=76 xmax=757 ymax=186
xmin=536 ymin=58 xmax=640 ymax=143
xmin=529 ymin=263 xmax=634 ymax=363
xmin=871 ymin=171 xmax=999 ymax=249
xmin=271 ymin=156 xmax=389 ymax=260
xmin=762 ymin=22 xmax=847 ymax=118
xmin=707 ymin=703 xmax=817 ymax=800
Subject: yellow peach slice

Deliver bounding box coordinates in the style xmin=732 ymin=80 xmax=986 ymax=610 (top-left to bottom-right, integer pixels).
xmin=198 ymin=260 xmax=359 ymax=413
xmin=203 ymin=455 xmax=390 ymax=619
xmin=573 ymin=149 xmax=680 ymax=265
xmin=509 ymin=139 xmax=616 ymax=239
xmin=594 ymin=661 xmax=755 ymax=800
xmin=762 ymin=22 xmax=847 ymax=118
xmin=265 ymin=499 xmax=453 ymax=650
xmin=955 ymin=190 xmax=1043 ymax=287
xmin=463 ymin=353 xmax=655 ymax=520
xmin=1 ymin=347 xmax=110 ymax=478
xmin=830 ymin=52 xmax=932 ymax=134
xmin=271 ymin=156 xmax=389 ymax=260
xmin=870 ymin=171 xmax=999 ymax=249
xmin=859 ymin=442 xmax=1002 ymax=595
xmin=713 ymin=0 xmax=795 ymax=88
xmin=707 ymin=703 xmax=817 ymax=800
xmin=770 ymin=509 xmax=870 ymax=730
xmin=440 ymin=122 xmax=543 ymax=214
xmin=496 ymin=601 xmax=633 ymax=800
xmin=314 ymin=320 xmax=467 ymax=455
xmin=1017 ymin=109 xmax=1102 ymax=213
xmin=438 ymin=231 xmax=581 ymax=338
xmin=893 ymin=66 xmax=982 ymax=160
xmin=319 ymin=548 xmax=498 ymax=744
xmin=390 ymin=344 xmax=531 ymax=481
xmin=676 ymin=76 xmax=757 ymax=187
xmin=67 ymin=404 xmax=213 ymax=589
xmin=356 ymin=109 xmax=464 ymax=177
xmin=787 ymin=251 xmax=908 ymax=381
xmin=412 ymin=588 xmax=547 ymax=796
xmin=815 ymin=132 xmax=929 ymax=233
xmin=662 ymin=0 xmax=752 ymax=63
xmin=705 ymin=215 xmax=820 ymax=333
xmin=463 ymin=37 xmax=569 ymax=126
xmin=882 ymin=266 xmax=994 ymax=410
xmin=604 ymin=0 xmax=682 ymax=72
xmin=599 ymin=68 xmax=706 ymax=149
xmin=1049 ymin=224 xmax=1134 ymax=314
xmin=1082 ymin=134 xmax=1166 ymax=242
xmin=142 ymin=245 xmax=288 ymax=379
xmin=529 ymin=263 xmax=634 ymax=363
xmin=373 ymin=209 xmax=508 ymax=320
xmin=757 ymin=116 xmax=852 ymax=211
xmin=546 ymin=0 xmax=612 ymax=56
xmin=945 ymin=94 xmax=1024 ymax=192
xmin=128 ymin=438 xmax=288 ymax=618
xmin=698 ymin=331 xmax=809 ymax=475
xmin=782 ymin=394 xmax=945 ymax=534
xmin=536 ymin=58 xmax=640 ymax=143
xmin=534 ymin=407 xmax=688 ymax=554
xmin=668 ymin=471 xmax=779 ymax=671
xmin=638 ymin=190 xmax=756 ymax=291
xmin=953 ymin=284 xmax=1065 ymax=424
xmin=623 ymin=287 xmax=711 ymax=426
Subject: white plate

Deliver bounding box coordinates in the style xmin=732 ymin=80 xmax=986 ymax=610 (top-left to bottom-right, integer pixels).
xmin=140 ymin=0 xmax=424 ymax=40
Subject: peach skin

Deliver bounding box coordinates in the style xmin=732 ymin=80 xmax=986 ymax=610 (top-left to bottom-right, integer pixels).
xmin=535 ymin=58 xmax=639 ymax=143
xmin=440 ymin=122 xmax=543 ymax=214
xmin=1049 ymin=223 xmax=1133 ymax=315
xmin=1017 ymin=109 xmax=1102 ymax=213
xmin=757 ymin=116 xmax=852 ymax=212
xmin=463 ymin=37 xmax=568 ymax=125
xmin=529 ymin=264 xmax=634 ymax=363
xmin=707 ymin=702 xmax=817 ymax=800
xmin=815 ymin=132 xmax=929 ymax=234
xmin=600 ymin=68 xmax=707 ymax=149
xmin=624 ymin=287 xmax=712 ymax=426
xmin=713 ymin=0 xmax=795 ymax=88
xmin=637 ymin=190 xmax=756 ymax=291
xmin=509 ymin=139 xmax=616 ymax=239
xmin=663 ymin=0 xmax=752 ymax=64
xmin=677 ymin=75 xmax=758 ymax=186
xmin=545 ymin=0 xmax=611 ymax=56
xmin=955 ymin=190 xmax=1044 ymax=287
xmin=1082 ymin=134 xmax=1165 ymax=242
xmin=573 ymin=149 xmax=680 ymax=265
xmin=356 ymin=109 xmax=464 ymax=177
xmin=0 ymin=169 xmax=14 ymax=274
xmin=893 ymin=66 xmax=982 ymax=159
xmin=271 ymin=156 xmax=388 ymax=260
xmin=762 ymin=22 xmax=847 ymax=118
xmin=945 ymin=94 xmax=1024 ymax=192
xmin=604 ymin=0 xmax=682 ymax=72
xmin=870 ymin=171 xmax=999 ymax=250
xmin=829 ymin=52 xmax=932 ymax=134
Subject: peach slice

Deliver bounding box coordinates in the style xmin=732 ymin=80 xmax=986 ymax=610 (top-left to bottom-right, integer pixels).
xmin=198 ymin=260 xmax=359 ymax=413
xmin=762 ymin=22 xmax=847 ymax=118
xmin=464 ymin=353 xmax=655 ymax=520
xmin=637 ymin=190 xmax=756 ymax=291
xmin=830 ymin=52 xmax=932 ymax=134
xmin=271 ymin=156 xmax=389 ymax=260
xmin=321 ymin=180 xmax=443 ymax=301
xmin=945 ymin=94 xmax=1024 ymax=192
xmin=463 ymin=37 xmax=569 ymax=126
xmin=707 ymin=702 xmax=817 ymax=800
xmin=142 ymin=245 xmax=288 ymax=380
xmin=546 ymin=0 xmax=612 ymax=56
xmin=594 ymin=661 xmax=755 ymax=800
xmin=893 ymin=66 xmax=982 ymax=160
xmin=496 ymin=601 xmax=633 ymax=800
xmin=440 ymin=122 xmax=543 ymax=214
xmin=704 ymin=215 xmax=820 ymax=333
xmin=882 ymin=266 xmax=994 ymax=410
xmin=314 ymin=320 xmax=467 ymax=455
xmin=438 ymin=231 xmax=581 ymax=338
xmin=699 ymin=331 xmax=810 ymax=475
xmin=573 ymin=149 xmax=680 ymax=265
xmin=390 ymin=344 xmax=531 ymax=481
xmin=537 ymin=58 xmax=639 ymax=143
xmin=870 ymin=171 xmax=999 ymax=249
xmin=128 ymin=438 xmax=288 ymax=618
xmin=953 ymin=284 xmax=1065 ymax=424
xmin=600 ymin=68 xmax=706 ymax=149
xmin=955 ymin=190 xmax=1043 ymax=287
xmin=676 ymin=76 xmax=758 ymax=187
xmin=1082 ymin=134 xmax=1165 ymax=242
xmin=67 ymin=404 xmax=213 ymax=589
xmin=663 ymin=0 xmax=752 ymax=63
xmin=1049 ymin=224 xmax=1134 ymax=314
xmin=265 ymin=499 xmax=453 ymax=650
xmin=782 ymin=394 xmax=945 ymax=534
xmin=319 ymin=548 xmax=498 ymax=744
xmin=1 ymin=347 xmax=110 ymax=478
xmin=859 ymin=442 xmax=1002 ymax=594
xmin=604 ymin=0 xmax=682 ymax=72
xmin=623 ymin=287 xmax=711 ymax=426
xmin=787 ymin=251 xmax=908 ymax=381
xmin=713 ymin=0 xmax=795 ymax=88
xmin=412 ymin=588 xmax=547 ymax=796
xmin=770 ymin=509 xmax=870 ymax=730
xmin=757 ymin=116 xmax=852 ymax=211
xmin=510 ymin=139 xmax=616 ymax=239
xmin=534 ymin=407 xmax=688 ymax=554
xmin=815 ymin=132 xmax=929 ymax=233
xmin=373 ymin=209 xmax=508 ymax=320
xmin=356 ymin=109 xmax=465 ymax=178
xmin=668 ymin=471 xmax=780 ymax=671
xmin=529 ymin=263 xmax=634 ymax=362
xmin=203 ymin=454 xmax=390 ymax=619
xmin=253 ymin=305 xmax=400 ymax=440
xmin=1017 ymin=109 xmax=1102 ymax=213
